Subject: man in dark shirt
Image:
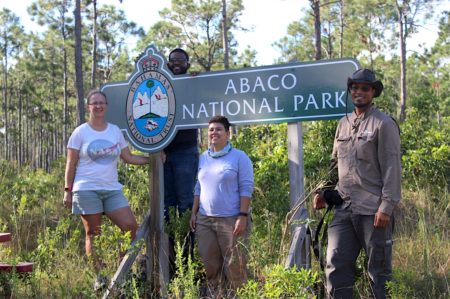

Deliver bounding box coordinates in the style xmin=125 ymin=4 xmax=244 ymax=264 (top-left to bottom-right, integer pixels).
xmin=163 ymin=48 xmax=199 ymax=276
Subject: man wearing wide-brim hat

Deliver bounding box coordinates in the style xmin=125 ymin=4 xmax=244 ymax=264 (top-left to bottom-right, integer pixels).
xmin=314 ymin=68 xmax=401 ymax=299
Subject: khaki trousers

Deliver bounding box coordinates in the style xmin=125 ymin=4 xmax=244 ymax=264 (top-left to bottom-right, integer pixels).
xmin=196 ymin=214 xmax=250 ymax=297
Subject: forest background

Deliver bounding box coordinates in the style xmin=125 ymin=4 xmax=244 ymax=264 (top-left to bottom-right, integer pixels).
xmin=0 ymin=0 xmax=449 ymax=298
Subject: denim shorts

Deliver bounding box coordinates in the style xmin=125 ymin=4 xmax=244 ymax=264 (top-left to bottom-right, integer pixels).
xmin=72 ymin=190 xmax=129 ymax=215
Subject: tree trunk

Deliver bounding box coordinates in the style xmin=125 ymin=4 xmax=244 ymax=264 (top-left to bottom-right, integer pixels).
xmin=2 ymin=40 xmax=9 ymax=160
xmin=18 ymin=86 xmax=22 ymax=166
xmin=74 ymin=0 xmax=85 ymax=126
xmin=397 ymin=3 xmax=407 ymax=122
xmin=50 ymin=48 xmax=56 ymax=164
xmin=326 ymin=21 xmax=332 ymax=58
xmin=222 ymin=0 xmax=229 ymax=69
xmin=339 ymin=0 xmax=344 ymax=58
xmin=369 ymin=33 xmax=374 ymax=70
xmin=91 ymin=0 xmax=98 ymax=89
xmin=63 ymin=32 xmax=69 ymax=153
xmin=311 ymin=0 xmax=322 ymax=61
xmin=25 ymin=92 xmax=30 ymax=164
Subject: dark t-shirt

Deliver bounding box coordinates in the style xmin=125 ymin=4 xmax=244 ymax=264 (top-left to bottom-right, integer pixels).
xmin=164 ymin=129 xmax=198 ymax=153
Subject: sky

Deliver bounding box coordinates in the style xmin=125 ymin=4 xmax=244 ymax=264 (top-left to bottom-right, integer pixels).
xmin=1 ymin=0 xmax=448 ymax=65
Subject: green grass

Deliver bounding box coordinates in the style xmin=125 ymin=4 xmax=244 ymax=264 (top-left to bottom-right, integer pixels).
xmin=0 ymin=155 xmax=449 ymax=298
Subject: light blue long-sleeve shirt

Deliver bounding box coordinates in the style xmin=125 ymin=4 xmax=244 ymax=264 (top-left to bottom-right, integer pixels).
xmin=194 ymin=148 xmax=254 ymax=217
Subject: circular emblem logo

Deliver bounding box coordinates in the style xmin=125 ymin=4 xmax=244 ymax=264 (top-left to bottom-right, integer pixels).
xmin=87 ymin=139 xmax=120 ymax=164
xmin=126 ymin=71 xmax=175 ymax=145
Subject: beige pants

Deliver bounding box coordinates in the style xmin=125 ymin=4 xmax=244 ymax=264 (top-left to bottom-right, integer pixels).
xmin=196 ymin=214 xmax=250 ymax=297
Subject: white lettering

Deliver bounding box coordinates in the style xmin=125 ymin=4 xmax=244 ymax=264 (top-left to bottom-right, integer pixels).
xmin=274 ymin=97 xmax=284 ymax=112
xmin=183 ymin=96 xmax=290 ymax=119
xmin=258 ymin=98 xmax=272 ymax=114
xmin=322 ymin=93 xmax=333 ymax=109
xmin=243 ymin=99 xmax=256 ymax=115
xmin=267 ymin=75 xmax=280 ymax=90
xmin=209 ymin=102 xmax=219 ymax=116
xmin=281 ymin=73 xmax=296 ymax=89
xmin=225 ymin=79 xmax=237 ymax=95
xmin=335 ymin=91 xmax=346 ymax=107
xmin=294 ymin=95 xmax=304 ymax=111
xmin=240 ymin=78 xmax=250 ymax=93
xmin=252 ymin=77 xmax=266 ymax=92
xmin=183 ymin=104 xmax=195 ymax=119
xmin=226 ymin=100 xmax=241 ymax=115
xmin=197 ymin=103 xmax=209 ymax=118
xmin=224 ymin=73 xmax=298 ymax=95
xmin=305 ymin=94 xmax=319 ymax=110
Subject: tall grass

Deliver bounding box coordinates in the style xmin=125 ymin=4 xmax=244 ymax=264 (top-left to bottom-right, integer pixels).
xmin=0 ymin=155 xmax=449 ymax=297
xmin=389 ymin=188 xmax=450 ymax=298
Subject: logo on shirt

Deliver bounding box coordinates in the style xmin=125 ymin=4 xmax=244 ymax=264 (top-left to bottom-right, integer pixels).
xmin=126 ymin=56 xmax=175 ymax=145
xmin=361 ymin=130 xmax=373 ymax=136
xmin=87 ymin=139 xmax=120 ymax=164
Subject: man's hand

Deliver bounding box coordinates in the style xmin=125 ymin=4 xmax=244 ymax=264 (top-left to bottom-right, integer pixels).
xmin=313 ymin=192 xmax=327 ymax=209
xmin=374 ymin=211 xmax=390 ymax=228
xmin=233 ymin=216 xmax=247 ymax=236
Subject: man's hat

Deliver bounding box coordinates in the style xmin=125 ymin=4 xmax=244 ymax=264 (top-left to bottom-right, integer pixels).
xmin=347 ymin=68 xmax=384 ymax=98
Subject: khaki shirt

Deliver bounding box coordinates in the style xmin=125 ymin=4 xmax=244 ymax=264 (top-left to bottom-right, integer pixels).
xmin=333 ymin=106 xmax=401 ymax=215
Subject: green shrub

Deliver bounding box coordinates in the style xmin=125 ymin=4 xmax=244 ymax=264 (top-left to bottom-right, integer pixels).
xmin=237 ymin=264 xmax=319 ymax=298
xmin=401 ymin=112 xmax=450 ymax=191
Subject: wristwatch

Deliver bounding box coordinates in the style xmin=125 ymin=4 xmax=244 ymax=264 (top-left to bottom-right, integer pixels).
xmin=64 ymin=187 xmax=72 ymax=192
xmin=238 ymin=212 xmax=248 ymax=217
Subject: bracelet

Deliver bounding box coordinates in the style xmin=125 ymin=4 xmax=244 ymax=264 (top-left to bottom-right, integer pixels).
xmin=64 ymin=186 xmax=72 ymax=192
xmin=238 ymin=212 xmax=248 ymax=217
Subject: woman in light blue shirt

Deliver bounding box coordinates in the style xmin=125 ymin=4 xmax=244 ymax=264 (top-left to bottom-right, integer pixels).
xmin=190 ymin=115 xmax=254 ymax=297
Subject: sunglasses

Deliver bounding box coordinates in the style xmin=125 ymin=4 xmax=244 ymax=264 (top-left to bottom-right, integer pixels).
xmin=169 ymin=58 xmax=188 ymax=62
xmin=350 ymin=85 xmax=373 ymax=92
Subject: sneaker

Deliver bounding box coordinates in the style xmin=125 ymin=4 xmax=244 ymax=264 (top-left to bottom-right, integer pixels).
xmin=93 ymin=274 xmax=108 ymax=291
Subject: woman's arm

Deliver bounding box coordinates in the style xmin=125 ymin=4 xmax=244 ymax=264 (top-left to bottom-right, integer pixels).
xmin=233 ymin=196 xmax=251 ymax=236
xmin=234 ymin=152 xmax=254 ymax=236
xmin=120 ymin=147 xmax=151 ymax=165
xmin=63 ymin=148 xmax=79 ymax=208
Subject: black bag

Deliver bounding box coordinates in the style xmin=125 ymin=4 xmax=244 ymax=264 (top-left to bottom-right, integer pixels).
xmin=312 ymin=189 xmax=343 ymax=271
xmin=320 ymin=189 xmax=344 ymax=207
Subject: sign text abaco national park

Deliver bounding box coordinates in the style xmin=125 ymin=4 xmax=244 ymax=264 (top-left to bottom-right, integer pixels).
xmin=102 ymin=45 xmax=359 ymax=153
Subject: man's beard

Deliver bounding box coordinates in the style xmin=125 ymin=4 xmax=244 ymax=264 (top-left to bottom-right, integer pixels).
xmin=353 ymin=101 xmax=373 ymax=109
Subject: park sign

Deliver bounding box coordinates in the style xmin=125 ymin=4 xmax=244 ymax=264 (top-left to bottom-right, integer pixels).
xmin=102 ymin=45 xmax=359 ymax=153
